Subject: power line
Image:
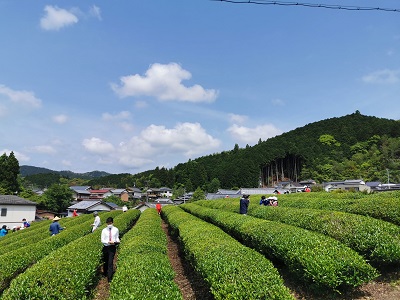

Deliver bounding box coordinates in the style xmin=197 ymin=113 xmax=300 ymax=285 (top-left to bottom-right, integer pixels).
xmin=213 ymin=0 xmax=400 ymax=13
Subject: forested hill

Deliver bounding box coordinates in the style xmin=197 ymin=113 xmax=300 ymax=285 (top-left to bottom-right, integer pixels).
xmin=88 ymin=111 xmax=400 ymax=190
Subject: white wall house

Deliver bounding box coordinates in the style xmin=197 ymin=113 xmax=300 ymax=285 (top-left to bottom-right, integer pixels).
xmin=0 ymin=195 xmax=37 ymax=228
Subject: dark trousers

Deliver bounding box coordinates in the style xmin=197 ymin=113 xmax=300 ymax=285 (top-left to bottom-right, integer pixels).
xmin=102 ymin=245 xmax=116 ymax=282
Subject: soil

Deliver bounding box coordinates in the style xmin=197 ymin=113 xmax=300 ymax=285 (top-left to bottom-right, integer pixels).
xmin=93 ymin=220 xmax=400 ymax=300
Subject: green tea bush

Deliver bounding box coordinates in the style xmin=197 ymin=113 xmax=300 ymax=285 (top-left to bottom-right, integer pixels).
xmin=109 ymin=208 xmax=182 ymax=300
xmin=181 ymin=203 xmax=379 ymax=290
xmin=195 ymin=199 xmax=400 ymax=264
xmin=163 ymin=205 xmax=295 ymax=300
xmin=0 ymin=210 xmax=139 ymax=300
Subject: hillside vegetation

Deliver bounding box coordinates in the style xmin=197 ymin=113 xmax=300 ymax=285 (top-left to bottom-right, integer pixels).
xmin=20 ymin=111 xmax=400 ymax=191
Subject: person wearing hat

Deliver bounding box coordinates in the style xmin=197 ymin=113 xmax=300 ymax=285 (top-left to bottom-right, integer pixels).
xmin=101 ymin=217 xmax=120 ymax=282
xmin=91 ymin=211 xmax=101 ymax=232
xmin=49 ymin=216 xmax=65 ymax=236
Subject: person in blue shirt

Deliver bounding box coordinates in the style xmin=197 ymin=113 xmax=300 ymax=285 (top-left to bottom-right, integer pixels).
xmin=0 ymin=225 xmax=8 ymax=237
xmin=49 ymin=216 xmax=65 ymax=236
xmin=240 ymin=195 xmax=250 ymax=215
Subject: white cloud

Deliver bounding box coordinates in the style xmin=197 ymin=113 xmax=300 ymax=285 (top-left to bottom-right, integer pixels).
xmin=52 ymin=114 xmax=68 ymax=124
xmin=89 ymin=5 xmax=102 ymax=20
xmin=227 ymin=124 xmax=283 ymax=145
xmin=82 ymin=137 xmax=115 ymax=154
xmin=111 ymin=63 xmax=218 ymax=102
xmin=362 ymin=69 xmax=400 ymax=84
xmin=1 ymin=149 xmax=30 ymax=162
xmin=135 ymin=100 xmax=148 ymax=109
xmin=31 ymin=145 xmax=57 ymax=155
xmin=62 ymin=160 xmax=72 ymax=167
xmin=80 ymin=122 xmax=220 ymax=169
xmin=119 ymin=122 xmax=134 ymax=131
xmin=229 ymin=113 xmax=247 ymax=124
xmin=0 ymin=84 xmax=42 ymax=108
xmin=40 ymin=5 xmax=79 ymax=31
xmin=271 ymin=98 xmax=285 ymax=106
xmin=102 ymin=111 xmax=131 ymax=121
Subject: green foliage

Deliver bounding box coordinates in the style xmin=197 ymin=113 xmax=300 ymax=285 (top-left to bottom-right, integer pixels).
xmin=163 ymin=205 xmax=295 ymax=300
xmin=41 ymin=184 xmax=74 ymax=213
xmin=182 ymin=203 xmax=378 ymax=290
xmin=0 ymin=151 xmax=20 ymax=194
xmin=110 ymin=209 xmax=182 ymax=300
xmin=191 ymin=187 xmax=205 ymax=202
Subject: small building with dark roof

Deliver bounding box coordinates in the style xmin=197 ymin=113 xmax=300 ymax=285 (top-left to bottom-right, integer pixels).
xmin=0 ymin=195 xmax=37 ymax=228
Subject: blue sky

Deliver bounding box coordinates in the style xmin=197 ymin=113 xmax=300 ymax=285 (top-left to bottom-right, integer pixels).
xmin=0 ymin=1 xmax=399 ymax=174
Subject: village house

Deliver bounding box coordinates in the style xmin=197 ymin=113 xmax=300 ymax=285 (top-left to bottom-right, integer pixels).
xmin=0 ymin=195 xmax=37 ymax=228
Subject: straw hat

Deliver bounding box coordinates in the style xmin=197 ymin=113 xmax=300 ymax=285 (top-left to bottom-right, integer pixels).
xmin=53 ymin=216 xmax=61 ymax=221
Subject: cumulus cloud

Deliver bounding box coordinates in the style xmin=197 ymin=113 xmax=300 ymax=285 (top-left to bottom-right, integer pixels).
xmin=229 ymin=113 xmax=247 ymax=124
xmin=227 ymin=124 xmax=283 ymax=145
xmin=81 ymin=122 xmax=220 ymax=169
xmin=52 ymin=114 xmax=68 ymax=124
xmin=0 ymin=84 xmax=42 ymax=108
xmin=40 ymin=5 xmax=79 ymax=31
xmin=362 ymin=69 xmax=400 ymax=84
xmin=1 ymin=149 xmax=30 ymax=162
xmin=82 ymin=137 xmax=115 ymax=154
xmin=111 ymin=63 xmax=218 ymax=102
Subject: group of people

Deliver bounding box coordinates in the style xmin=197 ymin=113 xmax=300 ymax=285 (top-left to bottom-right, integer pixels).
xmin=259 ymin=195 xmax=278 ymax=206
xmin=240 ymin=194 xmax=280 ymax=215
xmin=0 ymin=218 xmax=31 ymax=237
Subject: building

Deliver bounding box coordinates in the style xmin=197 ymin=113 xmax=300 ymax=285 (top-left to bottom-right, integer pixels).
xmin=0 ymin=195 xmax=37 ymax=228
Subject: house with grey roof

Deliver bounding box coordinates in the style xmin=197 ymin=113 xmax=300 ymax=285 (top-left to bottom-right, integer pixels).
xmin=0 ymin=195 xmax=37 ymax=228
xmin=67 ymin=200 xmax=114 ymax=217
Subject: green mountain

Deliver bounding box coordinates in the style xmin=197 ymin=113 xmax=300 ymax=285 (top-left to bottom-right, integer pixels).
xmin=20 ymin=165 xmax=111 ymax=179
xmin=95 ymin=111 xmax=399 ymax=190
xmin=21 ymin=111 xmax=400 ymax=190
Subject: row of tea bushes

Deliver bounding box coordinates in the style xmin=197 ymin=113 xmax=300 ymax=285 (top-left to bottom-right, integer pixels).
xmin=0 ymin=214 xmax=94 ymax=254
xmin=0 ymin=212 xmax=118 ymax=294
xmin=162 ymin=205 xmax=295 ymax=300
xmin=109 ymin=208 xmax=183 ymax=300
xmin=195 ymin=199 xmax=400 ymax=264
xmin=181 ymin=203 xmax=379 ymax=290
xmin=279 ymin=191 xmax=400 ymax=226
xmin=0 ymin=210 xmax=140 ymax=300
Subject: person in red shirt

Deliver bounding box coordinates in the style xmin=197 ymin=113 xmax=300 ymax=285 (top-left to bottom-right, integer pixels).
xmin=156 ymin=202 xmax=162 ymax=215
xmin=72 ymin=209 xmax=78 ymax=217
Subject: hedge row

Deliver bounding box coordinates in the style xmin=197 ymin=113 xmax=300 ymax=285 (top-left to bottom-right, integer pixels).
xmin=278 ymin=191 xmax=400 ymax=226
xmin=162 ymin=205 xmax=295 ymax=300
xmin=0 ymin=211 xmax=121 ymax=294
xmin=0 ymin=214 xmax=94 ymax=254
xmin=195 ymin=199 xmax=400 ymax=264
xmin=181 ymin=203 xmax=379 ymax=290
xmin=0 ymin=210 xmax=140 ymax=300
xmin=109 ymin=208 xmax=182 ymax=300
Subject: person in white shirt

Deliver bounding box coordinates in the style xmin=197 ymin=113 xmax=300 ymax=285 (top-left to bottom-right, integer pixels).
xmin=101 ymin=216 xmax=120 ymax=282
xmin=91 ymin=211 xmax=101 ymax=232
xmin=122 ymin=205 xmax=128 ymax=212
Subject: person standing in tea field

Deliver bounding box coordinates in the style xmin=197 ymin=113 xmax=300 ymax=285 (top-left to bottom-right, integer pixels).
xmin=91 ymin=211 xmax=101 ymax=232
xmin=240 ymin=194 xmax=250 ymax=215
xmin=49 ymin=216 xmax=65 ymax=236
xmin=101 ymin=217 xmax=120 ymax=282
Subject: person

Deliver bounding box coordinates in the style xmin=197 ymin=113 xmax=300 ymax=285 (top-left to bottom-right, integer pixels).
xmin=101 ymin=217 xmax=120 ymax=282
xmin=270 ymin=196 xmax=278 ymax=206
xmin=240 ymin=194 xmax=250 ymax=215
xmin=22 ymin=218 xmax=30 ymax=228
xmin=122 ymin=205 xmax=128 ymax=213
xmin=259 ymin=195 xmax=270 ymax=206
xmin=72 ymin=209 xmax=78 ymax=217
xmin=304 ymin=186 xmax=311 ymax=192
xmin=91 ymin=211 xmax=101 ymax=232
xmin=0 ymin=225 xmax=8 ymax=237
xmin=156 ymin=202 xmax=162 ymax=215
xmin=49 ymin=216 xmax=65 ymax=236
